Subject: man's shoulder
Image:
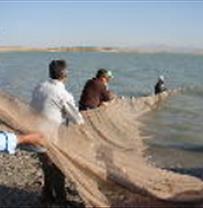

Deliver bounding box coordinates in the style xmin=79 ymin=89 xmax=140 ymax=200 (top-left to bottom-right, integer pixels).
xmin=35 ymin=81 xmax=50 ymax=92
xmin=35 ymin=80 xmax=49 ymax=88
xmin=85 ymin=78 xmax=95 ymax=85
xmin=86 ymin=78 xmax=103 ymax=87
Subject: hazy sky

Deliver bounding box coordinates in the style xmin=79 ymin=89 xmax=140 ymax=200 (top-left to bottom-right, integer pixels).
xmin=1 ymin=1 xmax=203 ymax=48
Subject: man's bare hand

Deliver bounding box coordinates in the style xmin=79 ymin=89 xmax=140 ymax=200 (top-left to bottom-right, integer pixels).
xmin=18 ymin=133 xmax=46 ymax=147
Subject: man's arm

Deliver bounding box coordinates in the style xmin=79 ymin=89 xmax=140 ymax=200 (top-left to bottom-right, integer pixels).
xmin=161 ymin=84 xmax=167 ymax=92
xmin=61 ymin=92 xmax=84 ymax=125
xmin=17 ymin=132 xmax=46 ymax=146
xmin=101 ymin=85 xmax=115 ymax=102
xmin=0 ymin=131 xmax=45 ymax=154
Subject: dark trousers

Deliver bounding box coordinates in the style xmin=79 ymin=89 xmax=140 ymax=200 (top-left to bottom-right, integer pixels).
xmin=39 ymin=153 xmax=67 ymax=203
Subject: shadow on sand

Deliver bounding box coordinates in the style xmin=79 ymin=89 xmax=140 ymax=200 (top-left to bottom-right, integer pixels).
xmin=0 ymin=185 xmax=84 ymax=208
xmin=0 ymin=185 xmax=41 ymax=207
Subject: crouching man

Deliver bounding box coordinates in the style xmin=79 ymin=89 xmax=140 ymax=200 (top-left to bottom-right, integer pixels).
xmin=79 ymin=69 xmax=115 ymax=111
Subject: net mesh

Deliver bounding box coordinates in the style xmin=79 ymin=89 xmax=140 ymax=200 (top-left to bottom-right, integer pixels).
xmin=0 ymin=90 xmax=203 ymax=207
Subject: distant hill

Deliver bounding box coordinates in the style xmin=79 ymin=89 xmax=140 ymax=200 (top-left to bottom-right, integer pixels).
xmin=0 ymin=46 xmax=46 ymax=52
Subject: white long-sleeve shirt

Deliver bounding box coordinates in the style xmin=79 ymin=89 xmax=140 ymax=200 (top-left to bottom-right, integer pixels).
xmin=31 ymin=79 xmax=84 ymax=125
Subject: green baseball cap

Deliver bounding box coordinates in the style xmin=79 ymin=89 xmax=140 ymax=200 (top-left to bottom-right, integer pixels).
xmin=96 ymin=69 xmax=114 ymax=79
xmin=106 ymin=70 xmax=114 ymax=78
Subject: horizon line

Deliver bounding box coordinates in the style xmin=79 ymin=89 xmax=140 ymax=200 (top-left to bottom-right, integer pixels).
xmin=1 ymin=44 xmax=203 ymax=50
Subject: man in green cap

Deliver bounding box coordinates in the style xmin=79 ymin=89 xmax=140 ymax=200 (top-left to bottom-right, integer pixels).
xmin=79 ymin=69 xmax=115 ymax=111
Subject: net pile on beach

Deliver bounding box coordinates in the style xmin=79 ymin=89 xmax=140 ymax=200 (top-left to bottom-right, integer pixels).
xmin=0 ymin=90 xmax=203 ymax=207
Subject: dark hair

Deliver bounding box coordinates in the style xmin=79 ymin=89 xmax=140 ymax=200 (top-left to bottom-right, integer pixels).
xmin=49 ymin=60 xmax=67 ymax=80
xmin=96 ymin=68 xmax=108 ymax=78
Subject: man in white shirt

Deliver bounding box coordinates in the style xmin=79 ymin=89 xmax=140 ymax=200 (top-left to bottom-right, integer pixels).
xmin=31 ymin=61 xmax=84 ymax=125
xmin=31 ymin=60 xmax=84 ymax=205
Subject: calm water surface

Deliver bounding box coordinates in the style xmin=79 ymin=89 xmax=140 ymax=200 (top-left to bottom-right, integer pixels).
xmin=0 ymin=52 xmax=203 ymax=172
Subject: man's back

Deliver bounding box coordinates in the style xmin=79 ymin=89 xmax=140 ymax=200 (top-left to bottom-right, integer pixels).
xmin=154 ymin=81 xmax=166 ymax=94
xmin=79 ymin=78 xmax=112 ymax=110
xmin=31 ymin=79 xmax=83 ymax=124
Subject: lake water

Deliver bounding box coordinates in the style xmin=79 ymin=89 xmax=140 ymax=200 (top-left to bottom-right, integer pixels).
xmin=0 ymin=52 xmax=203 ymax=173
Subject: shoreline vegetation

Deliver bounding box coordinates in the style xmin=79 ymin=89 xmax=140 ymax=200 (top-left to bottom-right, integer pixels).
xmin=0 ymin=46 xmax=203 ymax=55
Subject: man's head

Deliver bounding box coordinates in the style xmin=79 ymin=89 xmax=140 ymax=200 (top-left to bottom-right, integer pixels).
xmin=96 ymin=69 xmax=113 ymax=84
xmin=158 ymin=75 xmax=165 ymax=83
xmin=49 ymin=60 xmax=67 ymax=82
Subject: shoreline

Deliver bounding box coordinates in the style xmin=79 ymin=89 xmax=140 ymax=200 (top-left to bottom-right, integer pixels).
xmin=0 ymin=46 xmax=203 ymax=55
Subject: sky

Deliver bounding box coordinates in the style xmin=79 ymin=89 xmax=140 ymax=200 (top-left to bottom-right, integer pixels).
xmin=0 ymin=1 xmax=203 ymax=48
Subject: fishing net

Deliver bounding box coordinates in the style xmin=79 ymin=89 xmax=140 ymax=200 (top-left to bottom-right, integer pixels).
xmin=0 ymin=90 xmax=203 ymax=207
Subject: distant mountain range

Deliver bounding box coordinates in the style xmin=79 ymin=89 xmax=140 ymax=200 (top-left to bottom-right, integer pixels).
xmin=0 ymin=46 xmax=203 ymax=54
